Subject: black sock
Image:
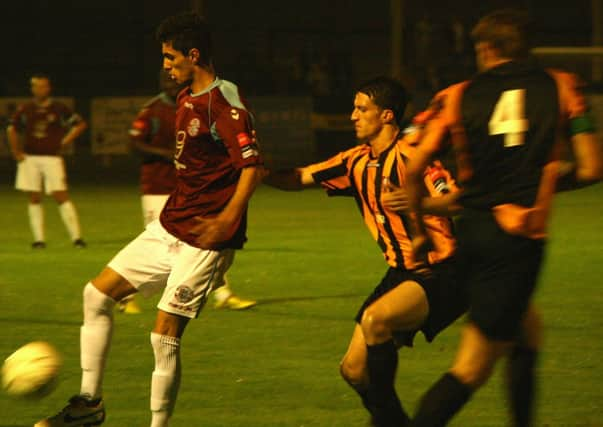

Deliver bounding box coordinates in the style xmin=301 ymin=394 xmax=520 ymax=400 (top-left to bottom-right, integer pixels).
xmin=366 ymin=340 xmax=410 ymax=427
xmin=507 ymin=346 xmax=538 ymax=427
xmin=347 ymin=381 xmax=379 ymax=424
xmin=412 ymin=373 xmax=473 ymax=427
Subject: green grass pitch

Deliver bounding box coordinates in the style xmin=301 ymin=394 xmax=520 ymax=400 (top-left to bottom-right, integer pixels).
xmin=0 ymin=182 xmax=601 ymax=426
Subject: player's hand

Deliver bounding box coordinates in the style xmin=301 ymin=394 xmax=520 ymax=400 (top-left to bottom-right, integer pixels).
xmin=190 ymin=215 xmax=235 ymax=249
xmin=381 ymin=179 xmax=410 ymax=212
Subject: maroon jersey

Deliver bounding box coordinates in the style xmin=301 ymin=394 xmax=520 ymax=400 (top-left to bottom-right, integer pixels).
xmin=10 ymin=100 xmax=82 ymax=155
xmin=129 ymin=93 xmax=178 ymax=195
xmin=159 ymin=78 xmax=262 ymax=249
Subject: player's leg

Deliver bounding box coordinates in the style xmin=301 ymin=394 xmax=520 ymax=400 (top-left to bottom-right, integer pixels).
xmin=45 ymin=156 xmax=85 ymax=247
xmin=505 ymin=304 xmax=542 ymax=427
xmin=340 ymin=325 xmax=376 ymax=421
xmin=16 ymin=156 xmax=46 ymax=247
xmin=28 ymin=191 xmax=46 ymax=247
xmin=36 ymin=223 xmax=173 ymax=427
xmin=412 ymin=324 xmax=512 ymax=426
xmin=150 ymin=243 xmax=234 ymax=427
xmin=34 ymin=268 xmax=137 ymax=427
xmin=360 ymin=280 xmax=428 ymax=427
xmin=149 ymin=310 xmax=189 ymax=427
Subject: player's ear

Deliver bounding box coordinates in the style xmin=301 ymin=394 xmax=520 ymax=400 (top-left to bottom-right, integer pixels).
xmin=188 ymin=48 xmax=200 ymax=65
xmin=382 ymin=109 xmax=395 ymax=124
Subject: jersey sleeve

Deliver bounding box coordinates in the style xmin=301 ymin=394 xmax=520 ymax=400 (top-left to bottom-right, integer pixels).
xmin=215 ymin=107 xmax=263 ymax=169
xmin=8 ymin=104 xmax=26 ymax=131
xmin=57 ymin=102 xmax=83 ymax=127
xmin=129 ymin=108 xmax=153 ymax=142
xmin=304 ymin=149 xmax=356 ymax=196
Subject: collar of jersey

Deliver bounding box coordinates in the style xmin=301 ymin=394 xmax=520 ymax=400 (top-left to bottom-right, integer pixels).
xmin=190 ymin=77 xmax=222 ymax=97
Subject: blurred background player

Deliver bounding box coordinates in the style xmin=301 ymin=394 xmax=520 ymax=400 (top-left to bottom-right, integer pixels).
xmin=6 ymin=73 xmax=88 ymax=249
xmin=123 ymin=69 xmax=257 ymax=313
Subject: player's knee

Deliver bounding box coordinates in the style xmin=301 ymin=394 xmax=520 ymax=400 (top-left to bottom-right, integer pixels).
xmin=83 ymin=282 xmax=115 ymax=319
xmin=29 ymin=193 xmax=42 ymax=204
xmin=450 ymin=358 xmax=495 ymax=388
xmin=339 ymin=356 xmax=366 ymax=385
xmin=360 ymin=307 xmax=390 ymax=341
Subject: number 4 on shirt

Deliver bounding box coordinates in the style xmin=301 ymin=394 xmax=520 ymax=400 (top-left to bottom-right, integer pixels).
xmin=488 ymin=89 xmax=529 ymax=147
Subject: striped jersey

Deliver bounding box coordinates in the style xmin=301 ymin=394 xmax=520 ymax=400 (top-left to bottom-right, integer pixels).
xmin=306 ymin=131 xmax=456 ymax=270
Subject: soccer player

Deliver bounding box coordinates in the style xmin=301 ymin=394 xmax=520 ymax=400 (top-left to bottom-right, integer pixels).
xmin=125 ymin=69 xmax=257 ymax=313
xmin=35 ymin=12 xmax=263 ymax=427
xmin=265 ymin=76 xmax=467 ymax=427
xmin=405 ymin=9 xmax=603 ymax=426
xmin=6 ymin=74 xmax=88 ymax=249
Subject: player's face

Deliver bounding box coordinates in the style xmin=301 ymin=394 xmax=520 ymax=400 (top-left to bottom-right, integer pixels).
xmin=30 ymin=78 xmax=51 ymax=101
xmin=351 ymin=93 xmax=385 ymax=142
xmin=162 ymin=42 xmax=195 ymax=84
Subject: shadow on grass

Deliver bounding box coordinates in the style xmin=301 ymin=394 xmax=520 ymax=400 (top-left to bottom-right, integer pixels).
xmin=255 ymin=293 xmax=364 ymax=305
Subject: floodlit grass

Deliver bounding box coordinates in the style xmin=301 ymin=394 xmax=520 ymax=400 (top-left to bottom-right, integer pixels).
xmin=0 ymin=183 xmax=601 ymax=426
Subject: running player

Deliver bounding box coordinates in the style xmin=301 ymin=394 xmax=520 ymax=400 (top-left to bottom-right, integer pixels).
xmin=7 ymin=74 xmax=87 ymax=248
xmin=265 ymin=76 xmax=467 ymax=427
xmin=406 ymin=9 xmax=603 ymax=426
xmin=125 ymin=69 xmax=256 ymax=314
xmin=35 ymin=12 xmax=263 ymax=427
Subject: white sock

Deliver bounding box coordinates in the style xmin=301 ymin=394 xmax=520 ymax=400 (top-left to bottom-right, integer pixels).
xmin=80 ymin=283 xmax=115 ymax=399
xmin=212 ymin=278 xmax=232 ymax=303
xmin=28 ymin=203 xmax=45 ymax=242
xmin=150 ymin=333 xmax=181 ymax=427
xmin=58 ymin=200 xmax=82 ymax=241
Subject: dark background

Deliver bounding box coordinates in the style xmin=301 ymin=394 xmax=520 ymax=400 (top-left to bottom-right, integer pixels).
xmin=0 ymin=0 xmax=595 ymax=98
xmin=0 ymin=0 xmax=598 ymax=179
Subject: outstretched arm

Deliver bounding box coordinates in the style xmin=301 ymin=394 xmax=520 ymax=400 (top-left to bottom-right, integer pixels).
xmin=263 ymin=166 xmax=317 ymax=191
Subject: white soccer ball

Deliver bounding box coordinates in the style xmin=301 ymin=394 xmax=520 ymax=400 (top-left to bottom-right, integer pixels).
xmin=2 ymin=341 xmax=62 ymax=398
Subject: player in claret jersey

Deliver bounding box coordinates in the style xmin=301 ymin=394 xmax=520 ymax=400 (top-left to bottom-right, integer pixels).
xmin=7 ymin=74 xmax=87 ymax=249
xmin=123 ymin=69 xmax=256 ymax=314
xmin=35 ymin=12 xmax=262 ymax=427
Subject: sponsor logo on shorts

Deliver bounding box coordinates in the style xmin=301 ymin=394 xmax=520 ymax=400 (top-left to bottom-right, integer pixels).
xmin=174 ymin=285 xmax=194 ymax=303
xmin=187 ymin=118 xmax=200 ymax=137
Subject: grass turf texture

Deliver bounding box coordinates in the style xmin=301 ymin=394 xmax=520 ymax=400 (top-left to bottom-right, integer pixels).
xmin=0 ymin=183 xmax=601 ymax=427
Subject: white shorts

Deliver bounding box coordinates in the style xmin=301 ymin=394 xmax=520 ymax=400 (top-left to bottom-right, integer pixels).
xmin=108 ymin=220 xmax=234 ymax=318
xmin=141 ymin=194 xmax=170 ymax=226
xmin=15 ymin=155 xmax=67 ymax=194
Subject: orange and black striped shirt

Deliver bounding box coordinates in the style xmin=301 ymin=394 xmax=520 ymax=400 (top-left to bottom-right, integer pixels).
xmin=306 ymin=131 xmax=456 ymax=270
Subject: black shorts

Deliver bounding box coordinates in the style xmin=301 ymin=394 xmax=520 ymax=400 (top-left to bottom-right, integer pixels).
xmin=355 ymin=257 xmax=467 ymax=347
xmin=455 ymin=210 xmax=545 ymax=340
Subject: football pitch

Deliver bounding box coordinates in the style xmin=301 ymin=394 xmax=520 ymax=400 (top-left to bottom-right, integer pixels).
xmin=0 ymin=182 xmax=601 ymax=426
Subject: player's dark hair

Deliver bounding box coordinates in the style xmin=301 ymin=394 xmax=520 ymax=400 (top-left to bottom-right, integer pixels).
xmin=156 ymin=12 xmax=213 ymax=67
xmin=356 ymin=76 xmax=409 ymax=127
xmin=471 ymin=9 xmax=533 ymax=59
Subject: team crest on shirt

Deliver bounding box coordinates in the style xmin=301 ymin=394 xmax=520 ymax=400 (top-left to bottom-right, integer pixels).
xmin=174 ymin=285 xmax=194 ymax=303
xmin=230 ymin=108 xmax=240 ymax=120
xmin=187 ymin=118 xmax=201 ymax=137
